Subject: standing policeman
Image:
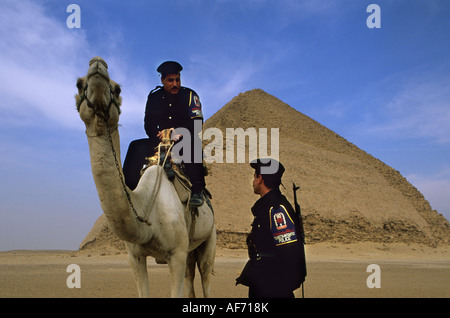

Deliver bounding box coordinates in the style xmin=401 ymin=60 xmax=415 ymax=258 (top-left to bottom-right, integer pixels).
xmin=236 ymin=158 xmax=306 ymax=298
xmin=144 ymin=61 xmax=205 ymax=207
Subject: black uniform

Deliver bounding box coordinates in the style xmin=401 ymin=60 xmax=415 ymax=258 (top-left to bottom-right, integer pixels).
xmin=144 ymin=86 xmax=205 ymax=191
xmin=236 ymin=189 xmax=306 ymax=298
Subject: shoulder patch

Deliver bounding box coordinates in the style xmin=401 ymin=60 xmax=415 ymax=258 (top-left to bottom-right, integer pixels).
xmin=193 ymin=95 xmax=201 ymax=108
xmin=269 ymin=205 xmax=298 ymax=246
xmin=188 ymin=91 xmax=203 ymax=119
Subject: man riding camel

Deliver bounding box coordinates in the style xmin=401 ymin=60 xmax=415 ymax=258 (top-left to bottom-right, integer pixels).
xmin=144 ymin=61 xmax=205 ymax=207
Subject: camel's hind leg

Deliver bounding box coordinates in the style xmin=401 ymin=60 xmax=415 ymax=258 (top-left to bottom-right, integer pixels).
xmin=184 ymin=251 xmax=197 ymax=298
xmin=196 ymin=227 xmax=216 ymax=298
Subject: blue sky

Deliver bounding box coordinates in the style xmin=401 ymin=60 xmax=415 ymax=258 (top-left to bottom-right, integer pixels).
xmin=0 ymin=0 xmax=449 ymax=250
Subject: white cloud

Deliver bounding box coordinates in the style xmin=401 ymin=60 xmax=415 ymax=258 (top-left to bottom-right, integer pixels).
xmin=183 ymin=30 xmax=299 ymax=119
xmin=360 ymin=67 xmax=450 ymax=144
xmin=383 ymin=79 xmax=450 ymax=143
xmin=0 ymin=0 xmax=93 ymax=129
xmin=185 ymin=52 xmax=264 ymax=117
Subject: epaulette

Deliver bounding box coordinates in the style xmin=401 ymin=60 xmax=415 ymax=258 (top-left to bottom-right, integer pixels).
xmin=149 ymin=85 xmax=163 ymax=95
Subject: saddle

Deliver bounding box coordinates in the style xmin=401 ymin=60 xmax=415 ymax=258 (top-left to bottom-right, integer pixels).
xmin=140 ymin=129 xmax=212 ymax=211
xmin=140 ymin=130 xmax=212 ymax=265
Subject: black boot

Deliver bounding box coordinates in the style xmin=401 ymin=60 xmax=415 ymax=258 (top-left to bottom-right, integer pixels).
xmin=189 ymin=182 xmax=204 ymax=207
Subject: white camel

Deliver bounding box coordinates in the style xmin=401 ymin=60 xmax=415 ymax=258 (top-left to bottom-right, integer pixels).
xmin=75 ymin=56 xmax=216 ymax=298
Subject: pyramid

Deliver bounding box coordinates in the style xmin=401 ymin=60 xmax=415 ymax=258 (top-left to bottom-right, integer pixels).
xmin=80 ymin=89 xmax=450 ymax=252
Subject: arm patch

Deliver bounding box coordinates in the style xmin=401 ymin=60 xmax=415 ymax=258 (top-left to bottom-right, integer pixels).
xmin=188 ymin=91 xmax=203 ymax=119
xmin=269 ymin=205 xmax=298 ymax=246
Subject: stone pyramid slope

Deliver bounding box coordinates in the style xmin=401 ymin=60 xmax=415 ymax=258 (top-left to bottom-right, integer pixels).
xmin=203 ymin=89 xmax=449 ymax=246
xmin=80 ymin=89 xmax=449 ymax=252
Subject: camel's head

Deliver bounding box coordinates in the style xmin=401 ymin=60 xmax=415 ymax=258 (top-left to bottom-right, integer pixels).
xmin=76 ymin=57 xmax=122 ymax=135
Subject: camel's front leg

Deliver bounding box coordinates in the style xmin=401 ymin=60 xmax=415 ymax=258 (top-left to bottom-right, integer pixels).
xmin=126 ymin=248 xmax=149 ymax=297
xmin=167 ymin=249 xmax=188 ymax=298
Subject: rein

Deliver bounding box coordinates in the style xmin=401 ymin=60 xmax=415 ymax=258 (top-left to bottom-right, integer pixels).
xmin=105 ymin=124 xmax=152 ymax=227
xmin=78 ymin=82 xmax=152 ymax=227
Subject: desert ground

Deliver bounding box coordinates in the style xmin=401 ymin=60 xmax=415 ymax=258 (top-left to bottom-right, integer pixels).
xmin=1 ymin=242 xmax=449 ymax=299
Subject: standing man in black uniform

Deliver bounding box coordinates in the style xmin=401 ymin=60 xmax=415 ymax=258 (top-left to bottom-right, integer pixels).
xmin=236 ymin=158 xmax=306 ymax=298
xmin=144 ymin=61 xmax=205 ymax=207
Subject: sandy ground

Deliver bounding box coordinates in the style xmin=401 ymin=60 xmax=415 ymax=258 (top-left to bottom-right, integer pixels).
xmin=1 ymin=243 xmax=449 ymax=298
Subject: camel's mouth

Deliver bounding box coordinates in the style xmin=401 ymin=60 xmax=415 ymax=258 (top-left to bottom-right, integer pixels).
xmin=87 ymin=57 xmax=110 ymax=82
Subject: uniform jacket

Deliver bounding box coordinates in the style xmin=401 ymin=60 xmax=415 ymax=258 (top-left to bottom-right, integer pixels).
xmin=236 ymin=189 xmax=306 ymax=291
xmin=144 ymin=86 xmax=203 ymax=150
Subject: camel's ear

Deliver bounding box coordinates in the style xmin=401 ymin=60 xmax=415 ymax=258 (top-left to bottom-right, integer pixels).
xmin=76 ymin=77 xmax=86 ymax=95
xmin=114 ymin=83 xmax=121 ymax=97
xmin=110 ymin=80 xmax=121 ymax=98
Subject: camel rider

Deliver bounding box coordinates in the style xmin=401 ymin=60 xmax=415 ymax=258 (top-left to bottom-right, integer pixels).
xmin=236 ymin=158 xmax=306 ymax=298
xmin=144 ymin=61 xmax=205 ymax=207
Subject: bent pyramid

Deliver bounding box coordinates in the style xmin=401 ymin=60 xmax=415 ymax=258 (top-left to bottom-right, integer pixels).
xmin=80 ymin=89 xmax=449 ymax=252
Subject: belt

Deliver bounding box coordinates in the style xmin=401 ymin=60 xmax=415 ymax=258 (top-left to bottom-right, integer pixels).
xmin=255 ymin=253 xmax=276 ymax=261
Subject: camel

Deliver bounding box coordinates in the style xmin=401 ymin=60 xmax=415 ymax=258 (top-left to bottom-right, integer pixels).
xmin=75 ymin=56 xmax=216 ymax=298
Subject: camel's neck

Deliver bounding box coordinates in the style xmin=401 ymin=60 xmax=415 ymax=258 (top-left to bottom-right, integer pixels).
xmin=86 ymin=129 xmax=151 ymax=244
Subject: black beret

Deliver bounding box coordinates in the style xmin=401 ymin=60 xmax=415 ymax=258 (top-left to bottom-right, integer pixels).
xmin=250 ymin=158 xmax=285 ymax=177
xmin=157 ymin=61 xmax=183 ymax=76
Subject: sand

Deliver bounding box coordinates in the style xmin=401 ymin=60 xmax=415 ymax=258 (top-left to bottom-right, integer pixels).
xmin=1 ymin=242 xmax=449 ymax=299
